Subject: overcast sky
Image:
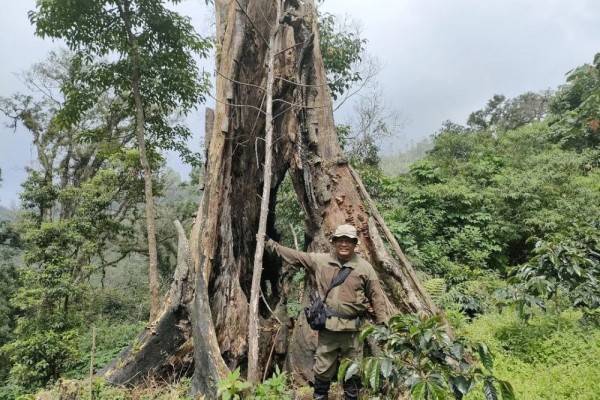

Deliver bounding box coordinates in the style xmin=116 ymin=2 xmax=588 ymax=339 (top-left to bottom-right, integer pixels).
xmin=1 ymin=0 xmax=599 ymax=207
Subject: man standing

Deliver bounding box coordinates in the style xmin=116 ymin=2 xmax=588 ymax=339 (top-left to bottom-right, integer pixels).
xmin=266 ymin=224 xmax=388 ymax=400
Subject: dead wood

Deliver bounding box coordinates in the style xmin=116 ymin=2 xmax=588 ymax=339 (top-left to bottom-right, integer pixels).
xmin=104 ymin=0 xmax=443 ymax=391
xmin=101 ymin=221 xmax=226 ymax=398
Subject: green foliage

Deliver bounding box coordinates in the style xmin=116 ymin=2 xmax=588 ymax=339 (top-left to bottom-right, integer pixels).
xmin=0 ymin=219 xmax=20 ymax=343
xmin=497 ymin=240 xmax=599 ymax=320
xmin=66 ymin=319 xmax=146 ymax=379
xmin=285 ymin=269 xmax=306 ymax=318
xmin=218 ymin=368 xmax=252 ymax=400
xmin=274 ymin=173 xmax=304 ymax=249
xmin=1 ymin=329 xmax=80 ymax=389
xmin=318 ymin=12 xmax=366 ymax=100
xmin=549 ymin=53 xmax=600 ymax=151
xmin=466 ymin=91 xmax=551 ymax=132
xmin=340 ymin=314 xmax=514 ymax=400
xmin=0 ymin=52 xmax=149 ymax=390
xmin=463 ymin=310 xmax=600 ymax=400
xmin=30 ymin=0 xmax=213 ymax=165
xmin=380 ymin=115 xmax=600 ymax=285
xmin=216 ymin=367 xmax=293 ymax=400
xmin=423 ymin=278 xmax=447 ymax=302
xmin=252 ymin=366 xmax=292 ymax=400
xmin=439 ymin=278 xmax=505 ymax=320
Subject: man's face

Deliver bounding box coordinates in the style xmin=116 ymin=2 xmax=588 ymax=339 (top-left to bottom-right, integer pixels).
xmin=333 ymin=236 xmax=357 ymax=262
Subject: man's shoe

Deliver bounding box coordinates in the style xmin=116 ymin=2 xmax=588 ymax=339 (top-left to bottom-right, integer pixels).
xmin=313 ymin=378 xmax=331 ymax=400
xmin=343 ymin=376 xmax=361 ymax=400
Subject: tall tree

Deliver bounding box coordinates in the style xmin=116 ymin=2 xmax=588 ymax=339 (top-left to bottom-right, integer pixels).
xmin=102 ymin=1 xmax=439 ymax=397
xmin=29 ymin=0 xmax=212 ymax=321
xmin=0 ymin=51 xmax=146 ymax=388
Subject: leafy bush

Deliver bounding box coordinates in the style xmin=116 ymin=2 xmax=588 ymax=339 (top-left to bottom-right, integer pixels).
xmin=217 ymin=367 xmax=293 ymax=400
xmin=66 ymin=319 xmax=146 ymax=379
xmin=252 ymin=366 xmax=292 ymax=400
xmin=218 ymin=368 xmax=252 ymax=400
xmin=379 ymin=92 xmax=600 ymax=284
xmin=1 ymin=328 xmax=80 ymax=390
xmin=497 ymin=240 xmax=600 ymax=320
xmin=440 ymin=278 xmax=505 ymax=319
xmin=339 ymin=314 xmax=514 ymax=400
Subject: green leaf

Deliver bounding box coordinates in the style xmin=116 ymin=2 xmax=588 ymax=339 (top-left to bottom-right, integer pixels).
xmin=368 ymin=358 xmax=381 ymax=391
xmin=345 ymin=361 xmax=359 ymax=382
xmin=477 ymin=342 xmax=494 ymax=370
xmin=483 ymin=377 xmax=498 ymax=400
xmin=498 ymin=380 xmax=515 ymax=400
xmin=450 ymin=343 xmax=464 ymax=361
xmin=450 ymin=375 xmax=471 ymax=396
xmin=359 ymin=324 xmax=376 ymax=342
xmin=337 ymin=359 xmax=352 ymax=382
xmin=380 ymin=358 xmax=393 ymax=379
xmin=428 ymin=380 xmax=449 ymax=400
xmin=411 ymin=380 xmax=427 ymax=400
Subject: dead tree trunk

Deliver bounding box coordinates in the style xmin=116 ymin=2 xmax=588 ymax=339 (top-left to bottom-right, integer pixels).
xmin=193 ymin=0 xmax=440 ymax=385
xmin=104 ymin=0 xmax=441 ymax=394
xmin=101 ymin=221 xmax=197 ymax=385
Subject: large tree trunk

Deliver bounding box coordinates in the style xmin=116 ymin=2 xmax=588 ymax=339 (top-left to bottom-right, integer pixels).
xmin=104 ymin=0 xmax=441 ymax=395
xmin=101 ymin=221 xmax=196 ymax=385
xmin=194 ymin=0 xmax=440 ymax=385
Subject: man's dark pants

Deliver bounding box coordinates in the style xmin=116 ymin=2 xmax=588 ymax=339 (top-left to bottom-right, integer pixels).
xmin=313 ymin=330 xmax=362 ymax=400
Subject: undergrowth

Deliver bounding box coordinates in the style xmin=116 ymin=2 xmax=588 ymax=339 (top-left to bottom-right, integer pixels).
xmin=462 ymin=309 xmax=600 ymax=400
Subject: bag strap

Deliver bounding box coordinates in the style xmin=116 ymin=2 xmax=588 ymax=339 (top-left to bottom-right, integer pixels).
xmin=323 ymin=265 xmax=352 ymax=301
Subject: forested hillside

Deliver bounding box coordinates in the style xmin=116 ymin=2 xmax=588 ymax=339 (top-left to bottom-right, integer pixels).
xmin=0 ymin=0 xmax=599 ymax=399
xmin=366 ymin=58 xmax=600 ymax=399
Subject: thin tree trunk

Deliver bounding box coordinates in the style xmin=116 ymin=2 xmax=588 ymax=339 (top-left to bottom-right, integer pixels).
xmin=121 ymin=0 xmax=161 ymax=322
xmin=247 ymin=0 xmax=281 ymax=383
xmin=135 ymin=88 xmax=161 ymax=323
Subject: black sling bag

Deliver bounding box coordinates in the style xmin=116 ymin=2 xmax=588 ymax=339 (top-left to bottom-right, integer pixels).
xmin=304 ymin=266 xmax=352 ymax=331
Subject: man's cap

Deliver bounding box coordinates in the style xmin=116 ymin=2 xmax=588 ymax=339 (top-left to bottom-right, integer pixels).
xmin=331 ymin=224 xmax=358 ymax=240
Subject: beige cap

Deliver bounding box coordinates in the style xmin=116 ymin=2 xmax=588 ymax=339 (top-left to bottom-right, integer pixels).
xmin=331 ymin=224 xmax=358 ymax=240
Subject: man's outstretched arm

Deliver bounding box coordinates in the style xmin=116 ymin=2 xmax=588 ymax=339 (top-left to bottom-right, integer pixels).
xmin=265 ymin=238 xmax=317 ymax=273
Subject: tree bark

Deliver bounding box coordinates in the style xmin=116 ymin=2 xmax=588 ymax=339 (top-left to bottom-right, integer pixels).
xmin=102 ymin=221 xmax=227 ymax=391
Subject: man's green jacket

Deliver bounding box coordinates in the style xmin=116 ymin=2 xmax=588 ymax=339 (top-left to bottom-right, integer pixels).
xmin=266 ymin=239 xmax=388 ymax=331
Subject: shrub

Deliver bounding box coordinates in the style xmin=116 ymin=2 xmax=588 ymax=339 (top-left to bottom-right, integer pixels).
xmin=1 ymin=328 xmax=80 ymax=390
xmin=339 ymin=314 xmax=514 ymax=400
xmin=462 ymin=310 xmax=600 ymax=400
